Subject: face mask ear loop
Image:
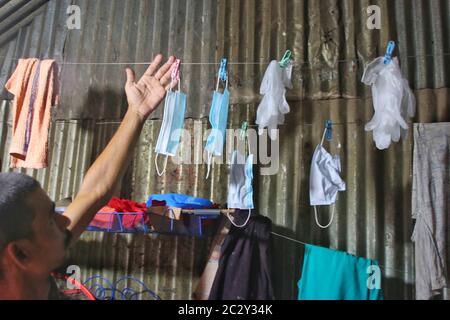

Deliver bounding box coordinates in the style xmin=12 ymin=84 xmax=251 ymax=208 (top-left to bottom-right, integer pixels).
xmin=314 ymin=204 xmax=335 ymax=229
xmin=320 ymin=127 xmax=327 ymax=146
xmin=155 ymin=153 xmax=169 ymax=177
xmin=215 ymin=74 xmax=228 ymax=93
xmin=215 ymin=74 xmax=221 ymax=92
xmin=246 ymin=134 xmax=252 ymax=158
xmin=226 ymin=209 xmax=251 ymax=228
xmin=206 ymin=152 xmax=213 ymax=179
xmin=168 ymin=77 xmax=175 ymax=92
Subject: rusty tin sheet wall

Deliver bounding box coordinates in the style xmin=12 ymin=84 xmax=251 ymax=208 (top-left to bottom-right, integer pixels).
xmin=0 ymin=0 xmax=69 ymax=98
xmin=1 ymin=88 xmax=449 ymax=299
xmin=1 ymin=0 xmax=449 ymax=117
xmin=0 ymin=0 xmax=450 ymax=300
xmin=0 ymin=0 xmax=51 ymax=47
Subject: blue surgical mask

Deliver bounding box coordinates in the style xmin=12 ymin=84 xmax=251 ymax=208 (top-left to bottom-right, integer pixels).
xmin=244 ymin=154 xmax=254 ymax=209
xmin=205 ymin=87 xmax=230 ymax=179
xmin=155 ymin=87 xmax=187 ymax=176
xmin=226 ymin=150 xmax=254 ymax=228
xmin=228 ymin=150 xmax=254 ymax=209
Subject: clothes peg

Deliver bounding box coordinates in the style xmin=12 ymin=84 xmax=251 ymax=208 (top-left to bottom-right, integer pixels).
xmin=171 ymin=59 xmax=181 ymax=82
xmin=325 ymin=120 xmax=333 ymax=141
xmin=240 ymin=121 xmax=249 ymax=140
xmin=219 ymin=58 xmax=228 ymax=82
xmin=279 ymin=50 xmax=292 ymax=68
xmin=383 ymin=41 xmax=396 ymax=65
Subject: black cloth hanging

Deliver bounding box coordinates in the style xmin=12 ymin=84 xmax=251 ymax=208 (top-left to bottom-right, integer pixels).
xmin=209 ymin=210 xmax=274 ymax=300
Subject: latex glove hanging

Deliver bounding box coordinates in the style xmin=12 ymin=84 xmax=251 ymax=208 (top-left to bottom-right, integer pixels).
xmin=256 ymin=60 xmax=293 ymax=141
xmin=361 ymin=57 xmax=416 ymax=150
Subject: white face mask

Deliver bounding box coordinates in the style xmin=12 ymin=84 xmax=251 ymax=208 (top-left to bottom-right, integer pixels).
xmin=309 ymin=128 xmax=346 ymax=228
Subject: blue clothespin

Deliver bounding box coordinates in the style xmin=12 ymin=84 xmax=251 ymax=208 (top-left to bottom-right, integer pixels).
xmin=219 ymin=58 xmax=228 ymax=81
xmin=325 ymin=120 xmax=333 ymax=141
xmin=279 ymin=50 xmax=292 ymax=68
xmin=383 ymin=41 xmax=396 ymax=65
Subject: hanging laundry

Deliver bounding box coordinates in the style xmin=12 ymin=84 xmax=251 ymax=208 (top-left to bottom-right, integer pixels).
xmin=226 ymin=120 xmax=255 ymax=230
xmin=5 ymin=58 xmax=59 ymax=168
xmin=412 ymin=123 xmax=450 ymax=300
xmin=146 ymin=193 xmax=214 ymax=209
xmin=193 ymin=216 xmax=231 ymax=300
xmin=227 ymin=150 xmax=254 ymax=210
xmin=256 ymin=59 xmax=292 ymax=140
xmin=309 ymin=123 xmax=346 ymax=228
xmin=297 ymin=244 xmax=383 ymax=300
xmin=205 ymin=59 xmax=230 ymax=179
xmin=209 ymin=211 xmax=274 ymax=300
xmin=154 ymin=59 xmax=186 ymax=176
xmin=361 ymin=56 xmax=415 ymax=150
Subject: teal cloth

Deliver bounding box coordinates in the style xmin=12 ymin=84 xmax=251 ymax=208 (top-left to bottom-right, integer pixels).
xmin=297 ymin=244 xmax=383 ymax=300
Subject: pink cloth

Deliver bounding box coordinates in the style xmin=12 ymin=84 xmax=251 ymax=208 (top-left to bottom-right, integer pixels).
xmin=5 ymin=58 xmax=59 ymax=168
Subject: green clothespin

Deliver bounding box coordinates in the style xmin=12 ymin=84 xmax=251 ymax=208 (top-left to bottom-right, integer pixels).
xmin=279 ymin=50 xmax=292 ymax=68
xmin=240 ymin=121 xmax=249 ymax=140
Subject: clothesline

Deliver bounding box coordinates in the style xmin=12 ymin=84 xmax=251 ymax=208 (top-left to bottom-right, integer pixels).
xmin=0 ymin=52 xmax=449 ymax=66
xmin=0 ymin=120 xmax=385 ymax=128
xmin=270 ymin=231 xmax=410 ymax=276
xmin=52 ymin=120 xmax=365 ymax=126
xmin=0 ymin=119 xmax=368 ymax=125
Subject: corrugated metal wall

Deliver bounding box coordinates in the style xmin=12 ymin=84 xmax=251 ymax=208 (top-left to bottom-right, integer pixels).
xmin=1 ymin=0 xmax=449 ymax=299
xmin=2 ymin=0 xmax=449 ymax=116
xmin=0 ymin=0 xmax=50 ymax=46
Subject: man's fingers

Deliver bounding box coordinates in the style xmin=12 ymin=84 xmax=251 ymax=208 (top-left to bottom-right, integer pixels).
xmin=143 ymin=54 xmax=164 ymax=78
xmin=154 ymin=56 xmax=175 ymax=81
xmin=159 ymin=66 xmax=174 ymax=88
xmin=125 ymin=68 xmax=135 ymax=86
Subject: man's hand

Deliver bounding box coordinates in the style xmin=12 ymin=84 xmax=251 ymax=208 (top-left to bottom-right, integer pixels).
xmin=64 ymin=54 xmax=179 ymax=243
xmin=125 ymin=54 xmax=177 ymax=120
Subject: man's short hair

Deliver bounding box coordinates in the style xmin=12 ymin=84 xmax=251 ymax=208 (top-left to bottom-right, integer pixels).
xmin=0 ymin=172 xmax=41 ymax=250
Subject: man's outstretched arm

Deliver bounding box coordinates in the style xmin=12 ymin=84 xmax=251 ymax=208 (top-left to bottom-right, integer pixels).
xmin=63 ymin=54 xmax=176 ymax=244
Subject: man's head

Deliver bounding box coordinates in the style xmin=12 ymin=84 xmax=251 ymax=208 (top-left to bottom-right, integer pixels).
xmin=0 ymin=173 xmax=70 ymax=280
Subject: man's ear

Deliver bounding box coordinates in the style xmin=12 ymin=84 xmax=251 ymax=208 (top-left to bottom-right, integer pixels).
xmin=5 ymin=240 xmax=33 ymax=270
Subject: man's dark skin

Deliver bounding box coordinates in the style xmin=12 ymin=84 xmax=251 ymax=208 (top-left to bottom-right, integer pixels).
xmin=0 ymin=54 xmax=177 ymax=299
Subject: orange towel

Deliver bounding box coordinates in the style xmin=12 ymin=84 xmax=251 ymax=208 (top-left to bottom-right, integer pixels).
xmin=5 ymin=58 xmax=59 ymax=169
